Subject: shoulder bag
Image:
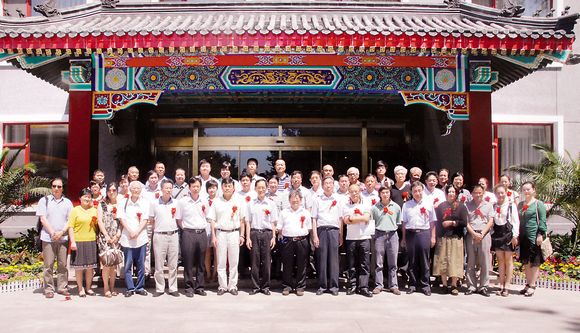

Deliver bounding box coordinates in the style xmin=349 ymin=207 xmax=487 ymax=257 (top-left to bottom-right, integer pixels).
xmin=535 ymin=201 xmax=553 ymax=260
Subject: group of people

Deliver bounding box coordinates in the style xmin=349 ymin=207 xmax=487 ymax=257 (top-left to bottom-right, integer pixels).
xmin=37 ymin=158 xmax=548 ymax=299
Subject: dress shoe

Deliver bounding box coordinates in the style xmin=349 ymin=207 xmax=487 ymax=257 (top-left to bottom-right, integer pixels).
xmin=249 ymin=289 xmax=260 ymax=295
xmin=346 ymin=287 xmax=356 ymax=295
xmin=282 ymin=288 xmax=291 ymax=296
xmin=372 ymin=287 xmax=382 ymax=295
xmin=124 ymin=290 xmax=134 ymax=298
xmin=450 ymin=287 xmax=459 ymax=296
xmin=195 ymin=289 xmax=207 ymax=296
xmin=331 ymin=290 xmax=339 ymax=296
xmin=185 ymin=291 xmax=194 ymax=298
xmin=169 ymin=291 xmax=180 ymax=297
xmin=479 ymin=287 xmax=490 ymax=297
xmin=57 ymin=289 xmax=70 ymax=297
xmin=262 ymin=289 xmax=271 ymax=296
xmin=406 ymin=288 xmax=416 ymax=295
xmin=390 ymin=288 xmax=401 ymax=295
xmin=316 ymin=289 xmax=325 ymax=296
xmin=45 ymin=292 xmax=54 ymax=299
xmin=465 ymin=289 xmax=475 ymax=296
xmin=422 ymin=289 xmax=432 ymax=296
xmin=152 ymin=292 xmax=163 ymax=298
xmin=135 ymin=289 xmax=148 ymax=296
xmin=296 ymin=288 xmax=305 ymax=296
xmin=217 ymin=289 xmax=226 ymax=296
xmin=359 ymin=289 xmax=373 ymax=298
xmin=230 ymin=289 xmax=238 ymax=296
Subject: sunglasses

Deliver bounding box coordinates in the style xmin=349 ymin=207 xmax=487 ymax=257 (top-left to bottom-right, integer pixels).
xmin=52 ymin=185 xmax=63 ymax=189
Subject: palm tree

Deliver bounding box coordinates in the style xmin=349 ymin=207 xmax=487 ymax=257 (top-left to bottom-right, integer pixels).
xmin=508 ymin=144 xmax=580 ymax=253
xmin=0 ymin=145 xmax=51 ymax=224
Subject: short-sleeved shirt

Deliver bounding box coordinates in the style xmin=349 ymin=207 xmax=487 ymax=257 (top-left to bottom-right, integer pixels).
xmin=311 ymin=193 xmax=342 ymax=228
xmin=362 ymin=190 xmax=380 ymax=207
xmin=248 ymin=197 xmax=279 ymax=230
xmin=176 ymin=195 xmax=208 ymax=230
xmin=172 ymin=183 xmax=190 ymax=200
xmin=401 ymin=198 xmax=436 ymax=230
xmin=286 ymin=185 xmax=311 ymax=210
xmin=142 ymin=187 xmax=161 ymax=203
xmin=67 ymin=206 xmax=98 ymax=242
xmin=493 ymin=201 xmax=520 ymax=238
xmin=457 ymin=189 xmax=472 ymax=204
xmin=199 ymin=175 xmax=219 ymax=198
xmin=278 ymin=207 xmax=312 ymax=237
xmin=149 ymin=197 xmax=179 ymax=232
xmin=237 ymin=190 xmax=257 ymax=205
xmin=483 ymin=191 xmax=497 ymax=205
xmin=391 ymin=183 xmax=412 ymax=208
xmin=342 ymin=200 xmax=373 ymax=240
xmin=424 ymin=187 xmax=446 ymax=207
xmin=117 ymin=197 xmax=150 ymax=248
xmin=371 ymin=201 xmax=402 ymax=232
xmin=466 ymin=200 xmax=494 ymax=231
xmin=276 ymin=173 xmax=291 ymax=192
xmin=206 ymin=195 xmax=246 ymax=230
xmin=36 ymin=195 xmax=73 ymax=242
xmin=250 ymin=174 xmax=266 ymax=191
xmin=266 ymin=190 xmax=289 ymax=213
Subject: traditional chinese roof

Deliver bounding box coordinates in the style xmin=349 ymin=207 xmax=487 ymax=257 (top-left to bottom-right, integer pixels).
xmin=0 ymin=1 xmax=577 ymax=53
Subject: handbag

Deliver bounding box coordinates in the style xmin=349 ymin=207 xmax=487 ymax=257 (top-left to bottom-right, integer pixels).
xmin=98 ymin=202 xmax=124 ymax=267
xmin=491 ymin=204 xmax=513 ymax=249
xmin=535 ymin=202 xmax=553 ymax=260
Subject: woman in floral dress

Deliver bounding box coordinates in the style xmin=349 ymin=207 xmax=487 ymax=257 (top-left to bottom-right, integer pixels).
xmin=97 ymin=182 xmax=123 ymax=297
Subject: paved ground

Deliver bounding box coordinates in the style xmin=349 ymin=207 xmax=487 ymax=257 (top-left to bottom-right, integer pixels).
xmin=1 ymin=280 xmax=578 ymax=333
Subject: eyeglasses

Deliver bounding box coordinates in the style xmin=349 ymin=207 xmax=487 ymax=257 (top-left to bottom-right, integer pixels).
xmin=52 ymin=185 xmax=63 ymax=189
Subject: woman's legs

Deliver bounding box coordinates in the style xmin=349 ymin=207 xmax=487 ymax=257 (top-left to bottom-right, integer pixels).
xmin=496 ymin=251 xmax=506 ymax=288
xmin=102 ymin=266 xmax=110 ymax=295
xmin=85 ymin=268 xmax=94 ymax=292
xmin=504 ymin=251 xmax=514 ymax=291
xmin=450 ymin=277 xmax=459 ymax=288
xmin=75 ymin=269 xmax=85 ymax=295
xmin=108 ymin=267 xmax=117 ymax=294
xmin=441 ymin=274 xmax=448 ymax=287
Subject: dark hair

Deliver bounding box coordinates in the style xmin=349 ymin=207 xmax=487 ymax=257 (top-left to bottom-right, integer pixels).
xmin=146 ymin=170 xmax=158 ymax=179
xmin=500 ymin=174 xmax=511 ymax=181
xmin=291 ymin=170 xmax=303 ymax=178
xmin=247 ymin=158 xmax=258 ymax=166
xmin=221 ymin=161 xmax=232 ymax=170
xmin=105 ymin=182 xmax=117 ymax=204
xmin=154 ymin=161 xmax=165 ymax=167
xmin=268 ymin=175 xmax=279 ymax=183
xmin=425 ymin=171 xmax=438 ymax=179
xmin=188 ymin=177 xmax=201 ymax=186
xmin=411 ymin=181 xmax=424 ymax=190
xmin=310 ymin=170 xmax=321 ymax=178
xmin=322 ymin=176 xmax=334 ymax=183
xmin=338 ymin=174 xmax=348 ymax=181
xmin=439 ymin=168 xmax=449 ymax=175
xmin=255 ymin=179 xmax=267 ymax=188
xmin=92 ymin=169 xmax=104 ymax=177
xmin=50 ymin=177 xmax=64 ymax=186
xmin=521 ymin=181 xmax=536 ymax=189
xmin=378 ymin=186 xmax=391 ymax=196
xmin=364 ymin=174 xmax=376 ymax=181
xmin=444 ymin=184 xmax=456 ymax=196
xmin=89 ymin=180 xmax=99 ymax=187
xmin=79 ymin=188 xmax=92 ymax=198
xmin=199 ymin=159 xmax=210 ymax=168
xmin=239 ymin=172 xmax=251 ymax=181
xmin=472 ymin=184 xmax=484 ymax=192
xmin=451 ymin=171 xmax=465 ymax=189
xmin=221 ymin=178 xmax=235 ymax=186
xmin=375 ymin=160 xmax=386 ymax=169
xmin=119 ymin=174 xmax=128 ymax=182
xmin=161 ymin=179 xmax=174 ymax=188
xmin=206 ymin=179 xmax=219 ymax=190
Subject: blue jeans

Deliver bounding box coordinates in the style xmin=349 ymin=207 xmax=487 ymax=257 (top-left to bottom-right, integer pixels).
xmin=123 ymin=245 xmax=146 ymax=292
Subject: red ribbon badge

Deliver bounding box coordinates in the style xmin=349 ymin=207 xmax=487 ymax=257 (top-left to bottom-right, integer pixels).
xmin=93 ymin=200 xmax=98 ymax=207
xmin=354 ymin=208 xmax=363 ymax=216
xmin=155 ymin=193 xmax=160 ymax=199
xmin=300 ymin=215 xmax=305 ymax=228
xmin=264 ymin=209 xmax=271 ymax=216
xmin=507 ymin=191 xmax=512 ymax=197
xmin=434 ymin=198 xmax=439 ymax=204
xmin=202 ymin=205 xmax=206 ymax=214
xmin=371 ymin=199 xmax=377 ymax=205
xmin=383 ymin=206 xmax=393 ymax=215
xmin=402 ymin=192 xmax=409 ymax=202
xmin=171 ymin=207 xmax=176 ymax=218
xmin=443 ymin=208 xmax=452 ymax=219
xmin=245 ymin=196 xmax=251 ymax=202
xmin=496 ymin=207 xmax=501 ymax=214
xmin=522 ymin=204 xmax=529 ymax=213
xmin=420 ymin=207 xmax=427 ymax=216
xmin=460 ymin=196 xmax=466 ymax=203
xmin=331 ymin=200 xmax=337 ymax=208
xmin=136 ymin=212 xmax=142 ymax=222
xmin=112 ymin=206 xmax=117 ymax=218
xmin=208 ymin=199 xmax=213 ymax=207
xmin=91 ymin=216 xmax=97 ymax=227
xmin=124 ymin=193 xmax=129 ymax=199
xmin=232 ymin=205 xmax=238 ymax=218
xmin=474 ymin=208 xmax=483 ymax=218
xmin=485 ymin=196 xmax=491 ymax=202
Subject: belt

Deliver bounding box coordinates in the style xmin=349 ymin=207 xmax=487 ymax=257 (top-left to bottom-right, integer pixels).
xmin=406 ymin=228 xmax=429 ymax=233
xmin=317 ymin=225 xmax=339 ymax=231
xmin=155 ymin=230 xmax=178 ymax=235
xmin=217 ymin=228 xmax=240 ymax=232
xmin=184 ymin=228 xmax=206 ymax=234
xmin=376 ymin=229 xmax=397 ymax=233
xmin=250 ymin=228 xmax=272 ymax=233
xmin=284 ymin=236 xmax=307 ymax=242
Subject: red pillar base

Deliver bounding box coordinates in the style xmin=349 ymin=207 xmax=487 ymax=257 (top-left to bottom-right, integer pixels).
xmin=463 ymin=92 xmax=493 ymax=186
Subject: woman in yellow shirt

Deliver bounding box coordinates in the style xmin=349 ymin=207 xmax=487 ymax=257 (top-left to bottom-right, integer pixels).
xmin=67 ymin=188 xmax=99 ymax=297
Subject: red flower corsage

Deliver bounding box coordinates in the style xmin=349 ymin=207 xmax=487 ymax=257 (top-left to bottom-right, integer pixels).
xmin=383 ymin=206 xmax=392 ymax=215
xmin=507 ymin=191 xmax=512 ymax=197
xmin=434 ymin=198 xmax=440 ymax=204
xmin=231 ymin=205 xmax=238 ymax=218
xmin=124 ymin=193 xmax=129 ymax=199
xmin=171 ymin=207 xmax=176 ymax=218
xmin=208 ymin=199 xmax=213 ymax=206
xmin=460 ymin=196 xmax=466 ymax=203
xmin=496 ymin=207 xmax=501 ymax=214
xmin=474 ymin=208 xmax=483 ymax=218
xmin=202 ymin=205 xmax=206 ymax=213
xmin=264 ymin=209 xmax=271 ymax=216
xmin=300 ymin=215 xmax=305 ymax=228
xmin=155 ymin=193 xmax=160 ymax=199
xmin=137 ymin=212 xmax=142 ymax=222
xmin=402 ymin=192 xmax=409 ymax=201
xmin=354 ymin=208 xmax=363 ymax=216
xmin=91 ymin=216 xmax=97 ymax=227
xmin=245 ymin=196 xmax=251 ymax=202
xmin=420 ymin=207 xmax=427 ymax=216
xmin=485 ymin=196 xmax=491 ymax=202
xmin=330 ymin=200 xmax=337 ymax=209
xmin=443 ymin=208 xmax=452 ymax=219
xmin=93 ymin=200 xmax=98 ymax=207
xmin=371 ymin=199 xmax=377 ymax=205
xmin=522 ymin=204 xmax=529 ymax=212
xmin=111 ymin=206 xmax=117 ymax=217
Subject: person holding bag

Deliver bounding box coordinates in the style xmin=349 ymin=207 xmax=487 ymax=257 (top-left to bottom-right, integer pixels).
xmin=518 ymin=181 xmax=548 ymax=297
xmin=97 ymin=182 xmax=123 ymax=298
xmin=491 ymin=184 xmax=520 ymax=297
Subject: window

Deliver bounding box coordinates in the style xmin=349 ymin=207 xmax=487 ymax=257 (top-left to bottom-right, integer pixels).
xmin=2 ymin=123 xmax=68 ymax=182
xmin=495 ymin=123 xmax=552 ymax=181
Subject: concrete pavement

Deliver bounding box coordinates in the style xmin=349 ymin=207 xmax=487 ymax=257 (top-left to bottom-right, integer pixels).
xmin=1 ymin=283 xmax=578 ymax=332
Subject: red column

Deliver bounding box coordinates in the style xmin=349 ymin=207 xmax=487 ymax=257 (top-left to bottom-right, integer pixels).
xmin=67 ymin=91 xmax=94 ymax=201
xmin=463 ymin=92 xmax=493 ymax=185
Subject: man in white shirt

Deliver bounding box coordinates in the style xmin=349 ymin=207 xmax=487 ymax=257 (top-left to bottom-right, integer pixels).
xmin=275 ymin=159 xmax=291 ymax=192
xmin=246 ymin=158 xmax=265 ymax=191
xmin=312 ymin=176 xmax=343 ymax=296
xmin=423 ymin=171 xmax=446 ymax=208
xmin=342 ymin=183 xmax=373 ymax=298
xmin=172 ymin=168 xmax=190 ymax=200
xmin=118 ymin=181 xmax=150 ymax=297
xmin=199 ymin=159 xmax=219 ymax=198
xmin=207 ymin=178 xmax=247 ymax=295
xmin=288 ymin=170 xmax=311 ymax=210
xmin=246 ymin=179 xmax=278 ymax=295
xmin=362 ymin=174 xmax=380 ymax=206
xmin=149 ymin=179 xmax=180 ymax=297
xmin=401 ymin=181 xmax=437 ymax=296
xmin=176 ymin=177 xmax=209 ymax=297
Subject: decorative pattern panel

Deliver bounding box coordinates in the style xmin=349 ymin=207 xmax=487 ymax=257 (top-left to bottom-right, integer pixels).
xmin=92 ymin=90 xmax=163 ymax=120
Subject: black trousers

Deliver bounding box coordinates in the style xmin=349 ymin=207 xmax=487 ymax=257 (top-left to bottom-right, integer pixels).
xmin=281 ymin=236 xmax=309 ymax=290
xmin=181 ymin=229 xmax=208 ymax=292
xmin=316 ymin=227 xmax=340 ymax=292
xmin=406 ymin=229 xmax=431 ymax=292
xmin=346 ymin=239 xmax=371 ymax=290
xmin=250 ymin=229 xmax=273 ymax=290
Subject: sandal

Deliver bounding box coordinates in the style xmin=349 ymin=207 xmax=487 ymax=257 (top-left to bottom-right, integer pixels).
xmin=79 ymin=290 xmax=86 ymax=298
xmin=104 ymin=291 xmax=112 ymax=298
xmin=524 ymin=286 xmax=536 ymax=297
xmin=111 ymin=291 xmax=118 ymax=297
xmin=86 ymin=289 xmax=96 ymax=296
xmin=519 ymin=284 xmax=530 ymax=295
xmin=501 ymin=289 xmax=509 ymax=297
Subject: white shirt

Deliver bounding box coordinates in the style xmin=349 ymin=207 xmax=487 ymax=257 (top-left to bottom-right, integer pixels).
xmin=401 ymin=198 xmax=436 ymax=230
xmin=149 ymin=197 xmax=179 ymax=232
xmin=466 ymin=200 xmax=494 ymax=231
xmin=424 ymin=187 xmax=446 ymax=207
xmin=206 ymin=195 xmax=246 ymax=230
xmin=176 ymin=195 xmax=208 ymax=230
xmin=266 ymin=190 xmax=289 ymax=213
xmin=247 ymin=197 xmax=279 ymax=230
xmin=362 ymin=190 xmax=380 ymax=207
xmin=142 ymin=186 xmax=161 ymax=202
xmin=493 ymin=201 xmax=520 ymax=238
xmin=172 ymin=183 xmax=190 ymax=200
xmin=217 ymin=178 xmax=242 ymax=195
xmin=36 ymin=195 xmax=73 ymax=243
xmin=199 ymin=175 xmax=219 ymax=198
xmin=250 ymin=174 xmax=266 ymax=191
xmin=286 ymin=185 xmax=311 ymax=210
xmin=311 ymin=193 xmax=342 ymax=228
xmin=483 ymin=191 xmax=497 ymax=205
xmin=278 ymin=207 xmax=312 ymax=237
xmin=236 ymin=189 xmax=257 ymax=204
xmin=118 ymin=197 xmax=150 ymax=248
xmin=342 ymin=200 xmax=373 ymax=240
